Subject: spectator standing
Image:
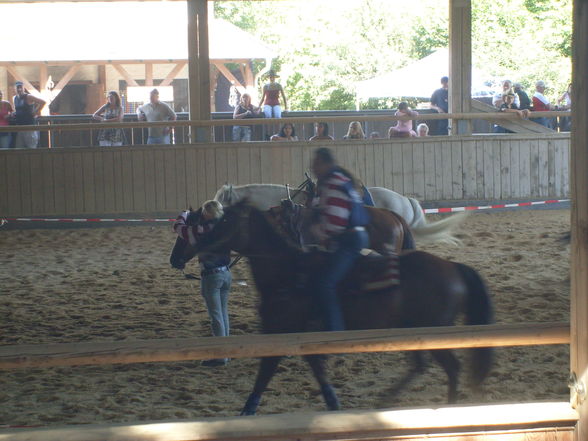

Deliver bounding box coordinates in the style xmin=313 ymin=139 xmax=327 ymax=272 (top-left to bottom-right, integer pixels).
xmin=259 ymin=70 xmax=287 ymax=119
xmin=532 ymin=80 xmax=552 ymax=128
xmin=173 ymin=200 xmax=232 ymax=367
xmin=270 ymin=123 xmax=298 ymax=141
xmin=495 ymin=92 xmax=530 ymax=134
xmin=343 ymin=121 xmax=365 ymax=140
xmin=12 ymin=81 xmax=45 ymax=148
xmin=389 ymin=102 xmax=418 ymax=138
xmin=137 ymin=89 xmax=177 ymax=145
xmin=492 ymin=80 xmax=520 ymax=108
xmin=513 ymin=83 xmax=531 ymax=110
xmin=416 ymin=123 xmax=429 ymax=137
xmin=309 ymin=122 xmax=334 ymax=141
xmin=430 ymin=76 xmax=449 ymax=135
xmin=557 ymin=83 xmax=572 ymax=131
xmin=0 ymin=90 xmax=14 ymax=149
xmin=232 ymin=93 xmax=260 ymax=141
xmin=93 ymin=91 xmax=124 ymax=146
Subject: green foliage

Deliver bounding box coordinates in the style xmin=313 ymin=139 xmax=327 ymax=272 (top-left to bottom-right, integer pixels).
xmin=214 ymin=0 xmax=571 ymax=110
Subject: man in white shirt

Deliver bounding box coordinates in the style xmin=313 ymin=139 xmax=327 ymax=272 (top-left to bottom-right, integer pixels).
xmin=532 ymin=80 xmax=552 ymax=128
xmin=137 ymin=89 xmax=177 ymax=145
xmin=492 ymin=80 xmax=520 ymax=108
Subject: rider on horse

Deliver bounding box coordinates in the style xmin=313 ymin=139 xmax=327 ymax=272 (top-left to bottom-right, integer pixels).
xmin=310 ymin=147 xmax=370 ymax=331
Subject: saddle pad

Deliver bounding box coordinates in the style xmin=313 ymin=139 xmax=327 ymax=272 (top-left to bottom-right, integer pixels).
xmin=263 ymin=204 xmax=305 ymax=249
xmin=361 ymin=254 xmax=400 ymax=293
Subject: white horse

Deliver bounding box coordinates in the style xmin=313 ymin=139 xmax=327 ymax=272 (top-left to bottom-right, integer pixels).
xmin=213 ymin=183 xmax=466 ymax=245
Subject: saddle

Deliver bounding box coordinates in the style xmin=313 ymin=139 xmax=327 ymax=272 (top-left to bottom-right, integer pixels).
xmin=263 ymin=200 xmax=315 ymax=250
xmin=264 ymin=201 xmax=401 ymax=296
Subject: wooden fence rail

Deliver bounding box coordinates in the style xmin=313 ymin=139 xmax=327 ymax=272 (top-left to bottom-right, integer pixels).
xmin=0 ymin=110 xmax=572 ymax=133
xmin=0 ymin=322 xmax=570 ymax=370
xmin=0 ymin=402 xmax=578 ymax=441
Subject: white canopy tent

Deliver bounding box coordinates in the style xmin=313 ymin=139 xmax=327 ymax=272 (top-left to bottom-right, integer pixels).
xmin=356 ymin=48 xmax=493 ymax=101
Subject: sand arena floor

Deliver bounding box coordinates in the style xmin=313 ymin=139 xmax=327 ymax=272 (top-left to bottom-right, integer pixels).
xmin=0 ymin=209 xmax=571 ymax=426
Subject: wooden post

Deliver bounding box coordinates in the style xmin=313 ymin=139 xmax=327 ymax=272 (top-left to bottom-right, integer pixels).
xmin=187 ymin=0 xmax=211 ymax=142
xmin=571 ymin=0 xmax=588 ymax=439
xmin=448 ymin=0 xmax=472 ymax=135
xmin=145 ymin=62 xmax=153 ymax=87
xmin=38 ymin=64 xmax=50 ymax=116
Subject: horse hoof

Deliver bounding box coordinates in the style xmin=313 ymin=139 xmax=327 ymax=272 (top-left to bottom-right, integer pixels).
xmin=240 ymin=409 xmax=256 ymax=416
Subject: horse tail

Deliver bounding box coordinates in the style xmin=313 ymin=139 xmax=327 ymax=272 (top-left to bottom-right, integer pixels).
xmin=455 ymin=262 xmax=494 ymax=387
xmin=410 ymin=212 xmax=468 ymax=246
xmin=408 ymin=197 xmax=427 ymax=228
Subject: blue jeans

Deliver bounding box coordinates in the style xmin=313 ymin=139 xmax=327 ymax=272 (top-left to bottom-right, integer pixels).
xmin=263 ymin=105 xmax=281 ymax=119
xmin=232 ymin=126 xmax=252 ymax=141
xmin=535 ymin=117 xmax=551 ymax=128
xmin=201 ymin=270 xmax=232 ymax=338
xmin=0 ymin=134 xmax=11 ymax=149
xmin=147 ymin=135 xmax=170 ymax=145
xmin=313 ymin=229 xmax=369 ymax=331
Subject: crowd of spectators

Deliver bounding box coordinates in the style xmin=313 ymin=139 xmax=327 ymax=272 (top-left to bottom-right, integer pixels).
xmin=489 ymin=79 xmax=569 ymax=133
xmin=0 ymin=71 xmax=572 ymax=148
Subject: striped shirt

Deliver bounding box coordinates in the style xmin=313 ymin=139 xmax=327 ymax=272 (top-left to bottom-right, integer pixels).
xmin=173 ymin=212 xmax=214 ymax=246
xmin=316 ymin=170 xmax=357 ymax=238
xmin=173 ymin=212 xmax=229 ymax=270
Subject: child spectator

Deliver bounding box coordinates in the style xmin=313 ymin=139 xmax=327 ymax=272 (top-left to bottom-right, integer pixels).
xmin=343 ymin=121 xmax=365 ymax=140
xmin=388 ymin=102 xmax=418 ymax=138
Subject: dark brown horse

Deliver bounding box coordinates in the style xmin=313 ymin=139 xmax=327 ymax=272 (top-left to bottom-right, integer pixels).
xmin=170 ymin=202 xmax=494 ymax=415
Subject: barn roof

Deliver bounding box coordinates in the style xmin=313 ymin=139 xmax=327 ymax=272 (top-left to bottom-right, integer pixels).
xmin=0 ymin=1 xmax=274 ymax=63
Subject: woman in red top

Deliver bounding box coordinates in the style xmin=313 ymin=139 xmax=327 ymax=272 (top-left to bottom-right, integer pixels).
xmin=0 ymin=90 xmax=14 ymax=149
xmin=259 ymin=70 xmax=288 ymax=119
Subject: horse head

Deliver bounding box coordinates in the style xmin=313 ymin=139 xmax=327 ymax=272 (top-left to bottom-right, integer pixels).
xmin=214 ymin=183 xmax=238 ymax=207
xmin=169 ymin=208 xmax=201 ymax=270
xmin=169 ymin=201 xmax=253 ymax=271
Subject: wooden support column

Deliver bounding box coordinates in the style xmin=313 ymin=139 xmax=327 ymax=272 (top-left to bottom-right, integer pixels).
xmin=145 ymin=62 xmax=153 ymax=87
xmin=448 ymin=0 xmax=472 ymax=135
xmin=38 ymin=64 xmax=49 ymax=116
xmin=187 ymin=0 xmax=211 ymax=142
xmin=571 ymin=0 xmax=588 ymax=439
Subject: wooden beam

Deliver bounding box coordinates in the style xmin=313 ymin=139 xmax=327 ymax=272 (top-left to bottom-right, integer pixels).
xmin=145 ymin=62 xmax=153 ymax=87
xmin=243 ymin=61 xmax=255 ymax=89
xmin=159 ymin=62 xmax=187 ymax=87
xmin=449 ymin=0 xmax=472 ymax=135
xmin=471 ymin=99 xmax=554 ymax=134
xmin=0 ymin=402 xmax=576 ymax=441
xmin=52 ymin=64 xmax=81 ymax=95
xmin=187 ymin=0 xmax=211 ymax=141
xmin=111 ymin=63 xmax=139 ymax=87
xmin=212 ymin=61 xmax=246 ymax=94
xmin=5 ymin=66 xmax=39 ymax=96
xmin=39 ymin=64 xmax=48 ymax=92
xmin=38 ymin=64 xmax=50 ymax=116
xmin=197 ymin=0 xmax=211 ymax=122
xmin=571 ymin=0 xmax=588 ymax=439
xmin=0 ymin=322 xmax=569 ymax=370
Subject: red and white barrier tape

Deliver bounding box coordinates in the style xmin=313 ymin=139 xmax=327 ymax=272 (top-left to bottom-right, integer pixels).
xmin=2 ymin=217 xmax=175 ymax=223
xmin=0 ymin=199 xmax=570 ymax=224
xmin=423 ymin=199 xmax=570 ymax=214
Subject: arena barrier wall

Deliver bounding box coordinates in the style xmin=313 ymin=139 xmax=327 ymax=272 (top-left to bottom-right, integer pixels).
xmin=0 ymin=133 xmax=570 ymax=217
xmin=0 ymin=322 xmax=577 ymax=441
